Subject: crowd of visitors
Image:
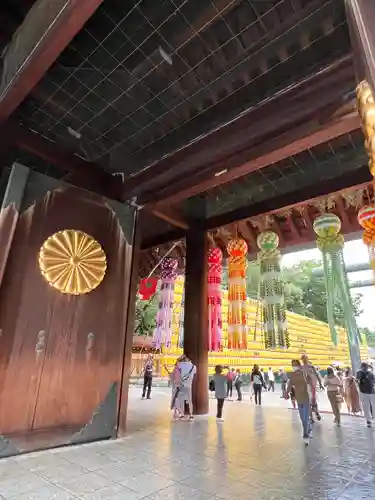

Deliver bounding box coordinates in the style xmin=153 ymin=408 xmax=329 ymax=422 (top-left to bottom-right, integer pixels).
xmin=141 ymin=352 xmax=375 ymax=438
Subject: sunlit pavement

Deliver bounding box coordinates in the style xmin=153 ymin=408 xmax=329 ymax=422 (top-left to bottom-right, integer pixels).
xmin=0 ymin=387 xmax=373 ymax=499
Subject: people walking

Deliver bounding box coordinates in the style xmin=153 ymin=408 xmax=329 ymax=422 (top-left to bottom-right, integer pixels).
xmin=356 ymin=361 xmax=375 ymax=427
xmin=324 ymin=366 xmax=343 ymax=426
xmin=234 ymin=369 xmax=243 ymax=401
xmin=286 ymin=360 xmax=312 ymax=445
xmin=301 ymin=354 xmax=324 ymax=422
xmin=343 ymin=367 xmax=361 ymax=414
xmin=214 ymin=365 xmax=227 ymax=421
xmin=268 ymin=367 xmax=275 ymax=392
xmin=251 ymin=364 xmax=266 ymax=405
xmin=226 ymin=368 xmax=235 ymax=399
xmin=142 ymin=354 xmax=153 ymax=399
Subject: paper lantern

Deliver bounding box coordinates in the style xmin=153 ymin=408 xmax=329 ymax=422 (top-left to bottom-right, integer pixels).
xmin=207 ymin=248 xmax=223 ymax=351
xmin=257 ymin=231 xmax=289 ymax=349
xmin=314 ymin=213 xmax=361 ymax=371
xmin=153 ymin=258 xmax=178 ymax=349
xmin=227 ymin=239 xmax=248 ymax=349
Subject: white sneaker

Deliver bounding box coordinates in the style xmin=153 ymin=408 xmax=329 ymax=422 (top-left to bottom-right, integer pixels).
xmin=303 ymin=437 xmax=309 ymax=446
xmin=216 ymin=417 xmax=225 ymax=422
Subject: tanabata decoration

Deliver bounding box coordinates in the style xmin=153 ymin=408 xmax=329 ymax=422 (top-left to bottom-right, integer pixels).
xmin=177 ymin=289 xmax=185 ymax=348
xmin=358 ymin=206 xmax=375 ymax=281
xmin=257 ymin=231 xmax=289 ymax=349
xmin=314 ymin=213 xmax=361 ymax=371
xmin=152 ymin=258 xmax=178 ymax=349
xmin=227 ymin=239 xmax=248 ymax=349
xmin=207 ymin=248 xmax=223 ymax=351
xmin=138 ymin=278 xmax=158 ymax=300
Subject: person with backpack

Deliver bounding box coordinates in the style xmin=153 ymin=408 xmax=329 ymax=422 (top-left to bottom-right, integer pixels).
xmin=251 ymin=364 xmax=267 ymax=405
xmin=356 ymin=361 xmax=375 ymax=427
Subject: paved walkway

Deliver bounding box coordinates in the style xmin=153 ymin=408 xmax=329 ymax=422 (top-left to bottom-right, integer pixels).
xmin=0 ymin=388 xmax=373 ymax=499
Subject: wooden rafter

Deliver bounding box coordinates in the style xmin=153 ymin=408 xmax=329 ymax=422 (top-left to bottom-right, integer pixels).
xmin=0 ymin=0 xmax=105 ymax=123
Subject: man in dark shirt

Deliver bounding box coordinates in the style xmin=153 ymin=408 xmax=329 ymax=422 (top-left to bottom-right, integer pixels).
xmin=356 ymin=362 xmax=375 ymax=427
xmin=142 ymin=354 xmax=153 ymax=400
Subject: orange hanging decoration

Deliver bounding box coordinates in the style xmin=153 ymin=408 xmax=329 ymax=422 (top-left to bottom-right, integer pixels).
xmin=227 ymin=238 xmax=248 ymax=349
xmin=358 ymin=205 xmax=375 ymax=282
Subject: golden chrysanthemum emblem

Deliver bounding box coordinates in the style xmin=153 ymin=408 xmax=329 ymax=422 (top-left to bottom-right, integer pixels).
xmin=38 ymin=230 xmax=107 ymax=295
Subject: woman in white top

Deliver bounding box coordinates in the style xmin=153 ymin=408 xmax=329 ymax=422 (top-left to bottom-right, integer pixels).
xmin=324 ymin=366 xmax=343 ymax=426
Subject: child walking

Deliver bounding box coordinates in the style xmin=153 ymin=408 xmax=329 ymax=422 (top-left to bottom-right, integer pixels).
xmin=213 ymin=365 xmax=227 ymax=422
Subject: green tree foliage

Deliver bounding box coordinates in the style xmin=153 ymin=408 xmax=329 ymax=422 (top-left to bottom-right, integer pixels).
xmin=134 ymin=295 xmax=158 ymax=336
xmin=360 ymin=327 xmax=375 ymax=347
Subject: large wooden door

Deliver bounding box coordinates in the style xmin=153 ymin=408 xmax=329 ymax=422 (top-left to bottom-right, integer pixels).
xmin=0 ymin=185 xmax=133 ymax=449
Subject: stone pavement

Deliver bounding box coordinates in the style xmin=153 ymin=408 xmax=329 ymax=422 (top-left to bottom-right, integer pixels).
xmin=0 ymin=387 xmax=374 ymax=499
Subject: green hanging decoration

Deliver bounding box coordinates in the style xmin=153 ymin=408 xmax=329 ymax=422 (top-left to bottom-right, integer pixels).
xmin=257 ymin=231 xmax=289 ymax=349
xmin=313 ymin=213 xmax=361 ymax=371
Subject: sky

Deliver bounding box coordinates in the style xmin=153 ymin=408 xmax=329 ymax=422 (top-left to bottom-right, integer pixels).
xmin=281 ymin=239 xmax=375 ymax=330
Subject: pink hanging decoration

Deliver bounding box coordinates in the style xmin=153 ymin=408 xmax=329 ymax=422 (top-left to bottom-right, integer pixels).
xmin=153 ymin=258 xmax=178 ymax=349
xmin=207 ymin=248 xmax=223 ymax=351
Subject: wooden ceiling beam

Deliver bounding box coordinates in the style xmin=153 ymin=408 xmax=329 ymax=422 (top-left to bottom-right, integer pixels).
xmin=147 ymin=109 xmax=360 ymax=208
xmin=141 ymin=168 xmax=372 ymax=249
xmin=0 ymin=0 xmax=104 ymax=123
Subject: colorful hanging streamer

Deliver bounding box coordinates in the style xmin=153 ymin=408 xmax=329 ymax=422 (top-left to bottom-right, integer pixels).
xmin=138 ymin=278 xmax=158 ymax=300
xmin=358 ymin=206 xmax=375 ymax=282
xmin=313 ymin=213 xmax=361 ymax=371
xmin=152 ymin=258 xmax=178 ymax=349
xmin=177 ymin=288 xmax=185 ymax=348
xmin=207 ymin=248 xmax=223 ymax=351
xmin=257 ymin=231 xmax=289 ymax=349
xmin=227 ymin=239 xmax=248 ymax=349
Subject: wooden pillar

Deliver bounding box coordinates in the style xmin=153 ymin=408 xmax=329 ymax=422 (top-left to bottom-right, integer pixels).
xmin=183 ymin=228 xmax=208 ymax=415
xmin=345 ymin=0 xmax=375 ymax=93
xmin=117 ymin=212 xmax=142 ymax=436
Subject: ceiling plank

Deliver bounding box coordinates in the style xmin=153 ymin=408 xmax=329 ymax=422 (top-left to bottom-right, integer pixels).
xmin=0 ymin=0 xmax=104 ymax=123
xmin=141 ymin=168 xmax=372 ymax=249
xmin=147 ymin=110 xmax=360 ymax=207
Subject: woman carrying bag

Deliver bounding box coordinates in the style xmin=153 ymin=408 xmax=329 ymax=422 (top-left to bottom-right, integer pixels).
xmin=324 ymin=366 xmax=343 ymax=427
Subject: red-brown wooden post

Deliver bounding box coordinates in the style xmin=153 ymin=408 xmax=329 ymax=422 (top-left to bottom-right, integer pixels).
xmin=183 ymin=228 xmax=209 ymax=415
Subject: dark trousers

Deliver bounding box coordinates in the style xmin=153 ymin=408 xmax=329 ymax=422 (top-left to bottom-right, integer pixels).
xmin=227 ymin=380 xmax=233 ymax=397
xmin=217 ymin=398 xmax=225 ymax=418
xmin=235 ymin=382 xmax=242 ymax=401
xmin=142 ymin=375 xmax=152 ymax=398
xmin=268 ymin=381 xmax=275 ymax=392
xmin=253 ymin=384 xmax=262 ymax=405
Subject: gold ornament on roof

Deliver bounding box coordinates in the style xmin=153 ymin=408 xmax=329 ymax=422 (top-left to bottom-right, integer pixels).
xmin=39 ymin=230 xmax=107 ymax=295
